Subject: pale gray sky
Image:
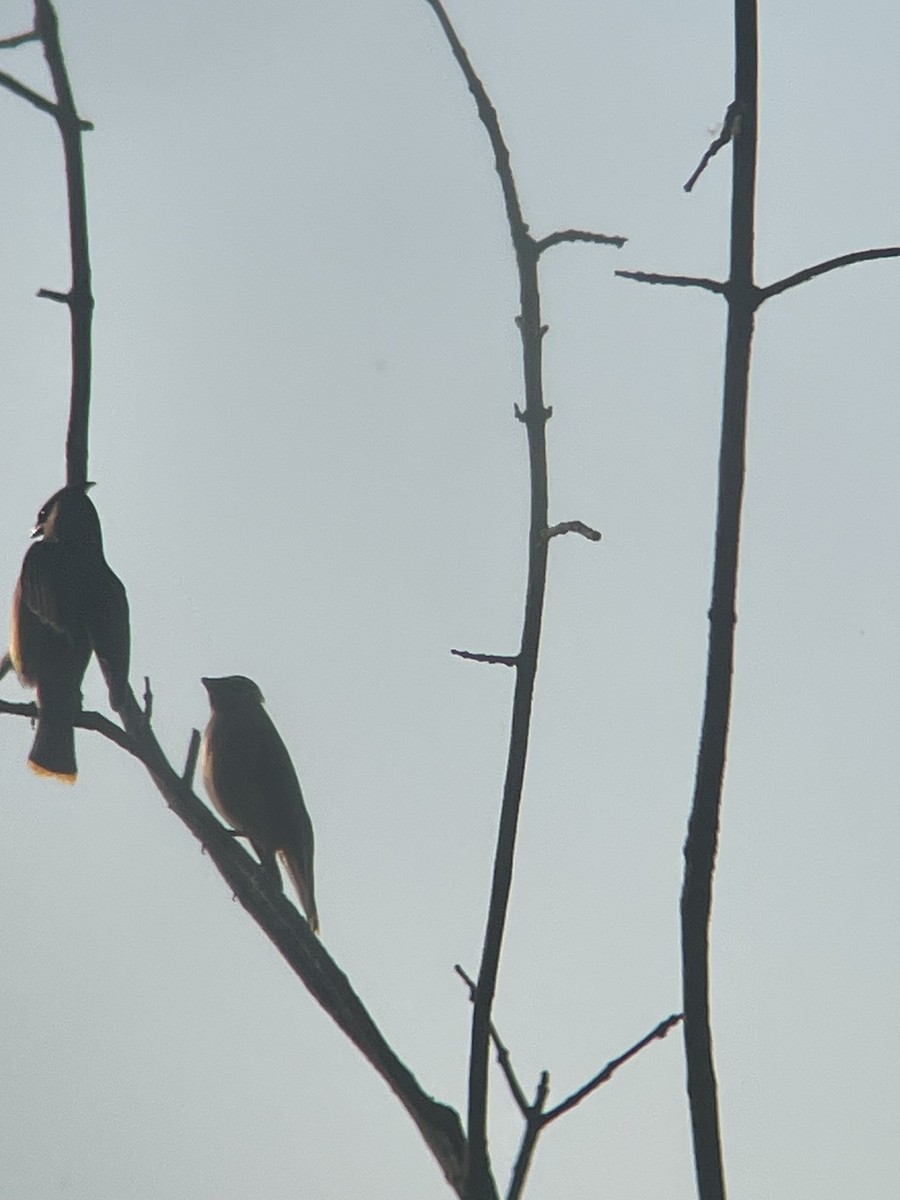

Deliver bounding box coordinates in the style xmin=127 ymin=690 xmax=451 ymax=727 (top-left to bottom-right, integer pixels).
xmin=1 ymin=2 xmax=898 ymax=1198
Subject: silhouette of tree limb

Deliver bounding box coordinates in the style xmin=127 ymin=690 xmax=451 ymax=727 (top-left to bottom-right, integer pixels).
xmin=684 ymin=100 xmax=745 ymax=193
xmin=536 ymin=228 xmax=626 ymax=254
xmin=422 ymin=2 xmax=556 ymax=1191
xmin=758 ymin=246 xmax=900 ymax=303
xmin=542 ymin=1012 xmax=683 ymax=1126
xmin=34 ymin=0 xmax=95 ymax=484
xmin=450 ymin=648 xmax=518 ymax=666
xmin=0 ymin=29 xmax=39 ymax=49
xmin=616 ymin=270 xmax=726 ymax=294
xmin=454 ymin=964 xmax=531 ymax=1116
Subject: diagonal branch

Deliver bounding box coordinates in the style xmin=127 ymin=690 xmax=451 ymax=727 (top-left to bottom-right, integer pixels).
xmin=757 ymin=246 xmax=900 ymax=303
xmin=616 ymin=269 xmax=726 ymax=294
xmin=0 ymin=67 xmax=57 ymax=117
xmin=454 ymin=964 xmax=530 ymax=1116
xmin=0 ymin=30 xmax=39 ymax=49
xmin=541 ymin=1012 xmax=683 ymax=1126
xmin=0 ymin=688 xmax=470 ymax=1193
xmin=684 ymin=100 xmax=745 ymax=193
xmin=506 ymin=1073 xmax=549 ymax=1200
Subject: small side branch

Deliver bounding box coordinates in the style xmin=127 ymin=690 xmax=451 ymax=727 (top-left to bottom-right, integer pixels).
xmin=0 ymin=699 xmax=139 ymax=758
xmin=423 ymin=0 xmax=528 ymax=245
xmin=545 ymin=520 xmax=601 ymax=542
xmin=455 ymin=965 xmax=530 ymax=1116
xmin=535 ymin=229 xmax=627 ymax=254
xmin=684 ymin=101 xmax=745 ymax=193
xmin=182 ymin=729 xmax=201 ymax=786
xmin=451 ymin=648 xmax=518 ymax=667
xmin=37 ymin=287 xmax=71 ymax=304
xmin=757 ymin=246 xmax=900 ymax=303
xmin=0 ymin=30 xmax=38 ymax=49
xmin=616 ymin=270 xmax=726 ymax=295
xmin=542 ymin=1012 xmax=683 ymax=1126
xmin=0 ymin=68 xmax=56 ymax=117
xmin=507 ymin=1073 xmax=550 ymax=1200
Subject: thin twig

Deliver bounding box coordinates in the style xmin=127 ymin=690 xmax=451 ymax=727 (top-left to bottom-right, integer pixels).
xmin=535 ymin=228 xmax=627 ymax=254
xmin=616 ymin=270 xmax=726 ymax=294
xmin=757 ymin=246 xmax=900 ymax=303
xmin=542 ymin=1013 xmax=683 ymax=1125
xmin=545 ymin=520 xmax=601 ymax=542
xmin=0 ymin=30 xmax=38 ymax=49
xmin=0 ymin=68 xmax=56 ymax=116
xmin=422 ymin=5 xmax=552 ymax=1196
xmin=0 ymin=699 xmax=139 ymax=757
xmin=450 ymin=649 xmax=518 ymax=667
xmin=507 ymin=1073 xmax=550 ymax=1200
xmin=684 ymin=101 xmax=744 ymax=193
xmin=37 ymin=287 xmax=71 ymax=303
xmin=454 ymin=965 xmax=530 ymax=1116
xmin=182 ymin=729 xmax=201 ymax=786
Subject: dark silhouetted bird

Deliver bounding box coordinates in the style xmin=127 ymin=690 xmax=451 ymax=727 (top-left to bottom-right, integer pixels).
xmin=3 ymin=483 xmax=130 ymax=780
xmin=201 ymin=675 xmax=319 ymax=934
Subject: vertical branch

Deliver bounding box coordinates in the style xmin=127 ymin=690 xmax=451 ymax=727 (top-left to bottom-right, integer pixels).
xmin=680 ymin=3 xmax=758 ymax=1199
xmin=422 ymin=5 xmax=550 ymax=1197
xmin=35 ymin=0 xmax=94 ymax=485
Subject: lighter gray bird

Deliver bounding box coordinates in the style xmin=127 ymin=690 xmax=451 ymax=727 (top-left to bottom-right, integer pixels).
xmin=200 ymin=675 xmax=319 ymax=933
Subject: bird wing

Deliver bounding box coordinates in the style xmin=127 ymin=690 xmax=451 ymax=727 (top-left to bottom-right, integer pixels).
xmin=86 ymin=565 xmax=131 ymax=710
xmin=255 ymin=708 xmax=315 ymax=850
xmin=18 ymin=541 xmax=69 ymax=633
xmin=254 ymin=708 xmax=318 ymax=930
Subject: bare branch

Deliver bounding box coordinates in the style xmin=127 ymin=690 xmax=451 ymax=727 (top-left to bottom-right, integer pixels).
xmin=507 ymin=1072 xmax=550 ymax=1200
xmin=0 ymin=30 xmax=39 ymax=49
xmin=542 ymin=1013 xmax=683 ymax=1126
xmin=535 ymin=229 xmax=627 ymax=254
xmin=455 ymin=965 xmax=530 ymax=1116
xmin=616 ymin=270 xmax=726 ymax=294
xmin=684 ymin=100 xmax=745 ymax=193
xmin=2 ymin=686 xmax=468 ymax=1192
xmin=514 ymin=401 xmax=552 ymax=424
xmin=545 ymin=520 xmax=601 ymax=542
xmin=182 ymin=728 xmax=201 ymax=786
xmin=35 ymin=0 xmax=95 ymax=484
xmin=0 ymin=68 xmax=56 ymax=116
xmin=0 ymin=699 xmax=139 ymax=757
xmin=422 ymin=6 xmax=552 ymax=1195
xmin=757 ymin=246 xmax=900 ymax=303
xmin=134 ymin=688 xmax=471 ymax=1193
xmin=37 ymin=287 xmax=71 ymax=303
xmin=450 ymin=649 xmax=518 ymax=667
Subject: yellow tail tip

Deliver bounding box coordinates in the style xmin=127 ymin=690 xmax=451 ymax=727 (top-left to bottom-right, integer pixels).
xmin=28 ymin=761 xmax=77 ymax=783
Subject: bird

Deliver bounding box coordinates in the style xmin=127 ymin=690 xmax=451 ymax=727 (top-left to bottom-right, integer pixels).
xmin=3 ymin=482 xmax=130 ymax=781
xmin=200 ymin=675 xmax=319 ymax=934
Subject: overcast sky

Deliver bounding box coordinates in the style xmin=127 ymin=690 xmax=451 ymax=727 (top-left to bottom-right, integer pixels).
xmin=1 ymin=2 xmax=898 ymax=1198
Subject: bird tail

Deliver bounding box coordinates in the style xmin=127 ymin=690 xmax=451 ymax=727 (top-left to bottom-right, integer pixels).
xmin=279 ymin=848 xmax=319 ymax=935
xmin=28 ymin=707 xmax=77 ymax=782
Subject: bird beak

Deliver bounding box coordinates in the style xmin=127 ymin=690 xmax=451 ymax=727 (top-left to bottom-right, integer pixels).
xmin=30 ymin=523 xmax=43 ymax=539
